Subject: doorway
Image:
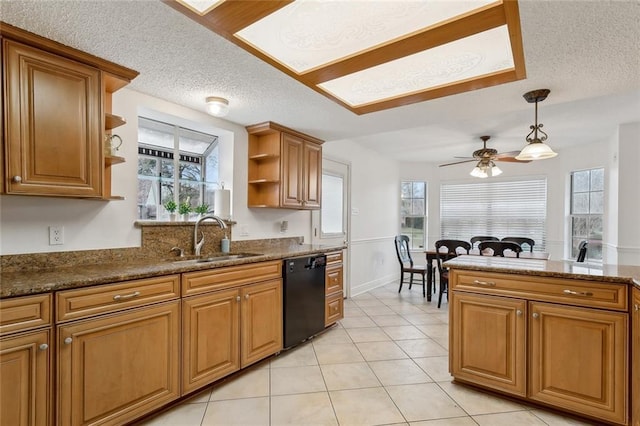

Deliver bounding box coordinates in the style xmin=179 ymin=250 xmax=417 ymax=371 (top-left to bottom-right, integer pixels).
xmin=311 ymin=157 xmax=351 ymax=297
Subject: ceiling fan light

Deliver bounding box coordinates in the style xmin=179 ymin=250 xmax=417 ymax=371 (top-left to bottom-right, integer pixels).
xmin=490 ymin=163 xmax=502 ymax=177
xmin=515 ymin=141 xmax=558 ymax=161
xmin=205 ymin=96 xmax=229 ymax=117
xmin=470 ymin=163 xmax=488 ymax=178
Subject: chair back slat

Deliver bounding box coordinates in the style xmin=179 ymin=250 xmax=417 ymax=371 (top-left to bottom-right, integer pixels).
xmin=479 ymin=241 xmax=523 ymax=257
xmin=576 ymin=240 xmax=588 ymax=262
xmin=501 ymin=237 xmax=535 ymax=252
xmin=434 ymin=239 xmax=471 ymax=273
xmin=394 ymin=235 xmax=414 ymax=267
xmin=470 ymin=236 xmax=499 ymax=249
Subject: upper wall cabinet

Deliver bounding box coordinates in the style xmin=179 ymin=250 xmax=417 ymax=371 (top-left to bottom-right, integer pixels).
xmin=0 ymin=22 xmax=138 ymax=199
xmin=246 ymin=121 xmax=322 ymax=210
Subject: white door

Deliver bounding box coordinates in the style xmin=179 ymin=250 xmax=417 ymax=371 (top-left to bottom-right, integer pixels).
xmin=311 ymin=157 xmax=351 ymax=297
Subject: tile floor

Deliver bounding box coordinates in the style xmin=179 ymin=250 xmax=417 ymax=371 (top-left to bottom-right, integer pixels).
xmin=139 ymin=282 xmax=595 ymax=426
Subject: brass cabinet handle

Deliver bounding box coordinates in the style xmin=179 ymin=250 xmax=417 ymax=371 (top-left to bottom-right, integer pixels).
xmin=39 ymin=343 xmax=49 ymax=351
xmin=236 ymin=296 xmax=241 ymax=302
xmin=563 ymin=289 xmax=593 ymax=297
xmin=12 ymin=176 xmax=22 ymax=183
xmin=516 ymin=310 xmax=523 ymax=316
xmin=113 ymin=291 xmax=140 ymax=301
xmin=64 ymin=337 xmax=73 ymax=345
xmin=245 ymin=294 xmax=250 ymax=300
xmin=532 ymin=312 xmax=539 ymax=319
xmin=635 ymin=304 xmax=639 ymax=312
xmin=473 ymin=280 xmax=496 ymax=286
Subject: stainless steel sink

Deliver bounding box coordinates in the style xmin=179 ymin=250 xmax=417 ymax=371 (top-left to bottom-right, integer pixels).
xmin=171 ymin=253 xmax=263 ymax=264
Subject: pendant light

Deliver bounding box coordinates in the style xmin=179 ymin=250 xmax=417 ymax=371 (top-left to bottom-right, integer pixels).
xmin=515 ymin=89 xmax=558 ymax=161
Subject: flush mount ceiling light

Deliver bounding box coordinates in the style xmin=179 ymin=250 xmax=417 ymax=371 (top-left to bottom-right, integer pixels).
xmin=205 ymin=96 xmax=229 ymax=117
xmin=515 ymin=89 xmax=558 ymax=161
xmin=165 ymin=0 xmax=526 ymax=115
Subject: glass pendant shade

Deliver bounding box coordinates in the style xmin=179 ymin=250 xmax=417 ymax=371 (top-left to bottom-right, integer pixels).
xmin=205 ymin=97 xmax=229 ymax=117
xmin=515 ymin=141 xmax=558 ymax=160
xmin=517 ymin=89 xmax=557 ymax=161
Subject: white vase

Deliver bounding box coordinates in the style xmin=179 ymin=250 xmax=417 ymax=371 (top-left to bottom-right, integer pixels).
xmin=169 ymin=213 xmax=176 ymax=222
xmin=181 ymin=213 xmax=190 ymax=221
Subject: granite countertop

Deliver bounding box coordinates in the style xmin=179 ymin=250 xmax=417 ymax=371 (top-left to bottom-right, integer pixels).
xmin=444 ymin=255 xmax=640 ymax=289
xmin=0 ymin=243 xmax=344 ymax=298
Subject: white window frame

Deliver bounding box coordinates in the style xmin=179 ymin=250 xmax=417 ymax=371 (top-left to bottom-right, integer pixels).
xmin=400 ymin=181 xmax=428 ymax=249
xmin=569 ymin=167 xmax=604 ymax=262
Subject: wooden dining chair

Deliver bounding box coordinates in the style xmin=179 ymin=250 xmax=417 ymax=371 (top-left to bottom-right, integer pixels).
xmin=470 ymin=235 xmax=499 ymax=249
xmin=576 ymin=240 xmax=588 ymax=262
xmin=434 ymin=239 xmax=471 ymax=308
xmin=501 ymin=237 xmax=535 ymax=252
xmin=394 ymin=235 xmax=428 ymax=297
xmin=479 ymin=241 xmax=523 ymax=258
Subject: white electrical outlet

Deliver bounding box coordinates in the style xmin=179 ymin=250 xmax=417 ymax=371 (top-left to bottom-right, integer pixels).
xmin=49 ymin=226 xmax=64 ymax=245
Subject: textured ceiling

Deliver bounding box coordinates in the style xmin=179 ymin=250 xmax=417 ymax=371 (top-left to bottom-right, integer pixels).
xmin=2 ymin=0 xmax=639 ymax=164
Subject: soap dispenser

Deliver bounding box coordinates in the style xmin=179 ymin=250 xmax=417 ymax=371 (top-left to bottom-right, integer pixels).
xmin=221 ymin=233 xmax=230 ymax=253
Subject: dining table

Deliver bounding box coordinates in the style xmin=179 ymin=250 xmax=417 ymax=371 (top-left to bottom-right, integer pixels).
xmin=423 ymin=249 xmax=550 ymax=298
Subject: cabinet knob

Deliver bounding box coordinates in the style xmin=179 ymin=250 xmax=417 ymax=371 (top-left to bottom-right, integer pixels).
xmin=39 ymin=343 xmax=49 ymax=351
xmin=532 ymin=312 xmax=539 ymax=319
xmin=635 ymin=304 xmax=639 ymax=312
xmin=516 ymin=309 xmax=522 ymax=316
xmin=236 ymin=296 xmax=241 ymax=302
xmin=64 ymin=337 xmax=73 ymax=345
xmin=245 ymin=294 xmax=250 ymax=300
xmin=12 ymin=175 xmax=22 ymax=183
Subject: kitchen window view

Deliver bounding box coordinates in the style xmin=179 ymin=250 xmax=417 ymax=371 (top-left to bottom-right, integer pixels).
xmin=137 ymin=117 xmax=219 ymax=220
xmin=400 ymin=181 xmax=427 ymax=249
xmin=570 ymin=168 xmax=604 ymax=261
xmin=440 ymin=179 xmax=548 ymax=251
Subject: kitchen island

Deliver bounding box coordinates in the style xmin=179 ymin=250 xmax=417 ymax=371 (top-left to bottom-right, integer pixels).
xmin=444 ymin=255 xmax=640 ymax=426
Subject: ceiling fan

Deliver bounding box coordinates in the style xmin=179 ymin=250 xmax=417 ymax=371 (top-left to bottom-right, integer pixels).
xmin=440 ymin=135 xmax=531 ymax=167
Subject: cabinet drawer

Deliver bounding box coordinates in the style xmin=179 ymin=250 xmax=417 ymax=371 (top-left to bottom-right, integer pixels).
xmin=451 ymin=270 xmax=627 ymax=311
xmin=325 ymin=292 xmax=344 ymax=326
xmin=56 ymin=275 xmax=180 ymax=322
xmin=326 ymin=265 xmax=343 ymax=295
xmin=326 ymin=251 xmax=343 ymax=265
xmin=0 ymin=294 xmax=51 ymax=335
xmin=182 ymin=261 xmax=282 ymax=296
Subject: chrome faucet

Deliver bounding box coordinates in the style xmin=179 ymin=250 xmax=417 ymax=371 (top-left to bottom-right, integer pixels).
xmin=194 ymin=214 xmax=227 ymax=256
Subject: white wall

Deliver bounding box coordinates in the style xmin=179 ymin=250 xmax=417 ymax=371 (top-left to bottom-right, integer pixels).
xmin=323 ymin=139 xmax=400 ymax=296
xmin=614 ymin=122 xmax=640 ymax=265
xmin=0 ymin=89 xmax=313 ymax=255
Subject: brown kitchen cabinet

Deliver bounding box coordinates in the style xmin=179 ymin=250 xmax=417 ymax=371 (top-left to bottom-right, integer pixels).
xmin=325 ymin=251 xmax=344 ymax=326
xmin=246 ymin=121 xmax=322 ymax=209
xmin=0 ymin=294 xmax=52 ymax=426
xmin=449 ymin=269 xmax=629 ymax=425
xmin=55 ymin=276 xmax=181 ymax=426
xmin=0 ymin=22 xmax=137 ymax=200
xmin=181 ymin=261 xmax=283 ymax=393
xmin=633 ymin=287 xmax=640 ymax=426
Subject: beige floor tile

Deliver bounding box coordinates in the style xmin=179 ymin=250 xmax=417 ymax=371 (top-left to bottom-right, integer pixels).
xmin=320 ymin=362 xmax=381 ymax=390
xmin=270 ymin=365 xmax=327 ymax=395
xmin=201 ymin=397 xmax=269 ymax=426
xmin=343 ymin=306 xmax=367 ymax=317
xmin=271 ymin=392 xmax=339 ymax=426
xmin=313 ymin=342 xmax=365 ymax=364
xmin=356 ymin=341 xmax=409 ymax=361
xmin=183 ymin=386 xmax=212 ymax=403
xmin=368 ymin=359 xmax=432 ymax=386
xmin=361 ymin=305 xmax=397 ymax=316
xmin=473 ymin=410 xmax=548 ymax=425
xmin=409 ymin=417 xmax=477 ymax=425
xmin=346 ymin=327 xmax=391 ymax=342
xmin=371 ymin=314 xmax=411 ymax=327
xmin=395 ymin=338 xmax=447 ymax=358
xmin=530 ymin=409 xmax=594 ymax=425
xmin=271 ymin=343 xmax=318 ymax=368
xmin=312 ymin=327 xmax=352 ymax=344
xmin=339 ymin=316 xmax=378 ymax=328
xmin=438 ymin=381 xmax=527 ymax=415
xmin=138 ymin=402 xmax=207 ymax=425
xmin=412 ymin=356 xmax=452 ymax=382
xmin=415 ymin=324 xmax=449 ymax=340
xmin=431 ymin=336 xmax=449 ymax=350
xmin=209 ymin=368 xmax=270 ymax=401
xmin=329 ymin=387 xmax=406 ymax=425
xmin=386 ymin=383 xmax=466 ymax=422
xmin=393 ymin=305 xmax=430 ymax=315
xmin=382 ymin=325 xmax=427 ymax=340
xmin=402 ymin=313 xmax=446 ymax=325
xmin=351 ymin=292 xmax=377 ymax=300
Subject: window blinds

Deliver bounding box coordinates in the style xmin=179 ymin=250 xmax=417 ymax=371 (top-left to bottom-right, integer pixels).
xmin=440 ymin=179 xmax=547 ymax=251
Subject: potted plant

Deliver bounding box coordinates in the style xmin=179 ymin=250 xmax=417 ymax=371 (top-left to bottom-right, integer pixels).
xmin=178 ymin=201 xmax=191 ymax=221
xmin=194 ymin=203 xmax=209 ymax=217
xmin=164 ymin=200 xmax=177 ymax=221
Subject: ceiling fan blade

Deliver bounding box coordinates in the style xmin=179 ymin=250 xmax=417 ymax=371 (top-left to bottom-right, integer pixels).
xmin=453 ymin=156 xmax=474 ymax=159
xmin=495 ymin=157 xmax=531 ymax=163
xmin=439 ymin=159 xmax=476 ymax=167
xmin=495 ymin=150 xmax=522 ymax=158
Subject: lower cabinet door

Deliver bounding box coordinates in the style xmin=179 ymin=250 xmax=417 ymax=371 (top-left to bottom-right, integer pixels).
xmin=529 ymin=301 xmax=628 ymax=425
xmin=633 ymin=288 xmax=640 ymax=426
xmin=450 ymin=292 xmax=526 ymax=396
xmin=0 ymin=329 xmax=51 ymax=426
xmin=57 ymin=301 xmax=180 ymax=426
xmin=240 ymin=279 xmax=282 ymax=368
xmin=325 ymin=292 xmax=344 ymax=326
xmin=182 ymin=288 xmax=240 ymax=394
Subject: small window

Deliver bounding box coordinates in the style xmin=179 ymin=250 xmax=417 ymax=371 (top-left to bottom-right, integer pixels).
xmin=570 ymin=168 xmax=603 ymax=261
xmin=400 ymin=181 xmax=427 ymax=249
xmin=137 ymin=117 xmax=219 ymax=219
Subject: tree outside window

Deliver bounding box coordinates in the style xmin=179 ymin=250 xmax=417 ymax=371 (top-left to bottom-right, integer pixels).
xmin=400 ymin=181 xmax=427 ymax=249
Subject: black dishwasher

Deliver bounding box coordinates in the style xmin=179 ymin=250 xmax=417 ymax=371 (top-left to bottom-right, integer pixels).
xmin=282 ymin=255 xmax=326 ymax=348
